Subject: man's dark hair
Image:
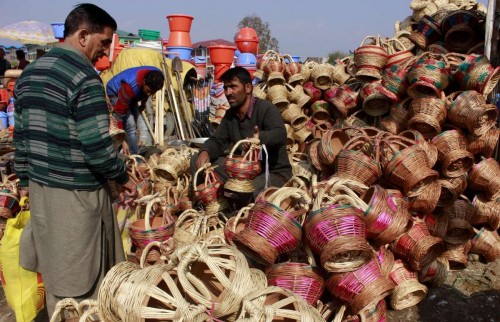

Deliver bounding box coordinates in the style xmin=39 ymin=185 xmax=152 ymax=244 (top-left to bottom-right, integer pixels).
xmin=15 ymin=50 xmax=25 ymax=59
xmin=64 ymin=3 xmax=117 ymax=38
xmin=219 ymin=66 xmax=252 ymax=86
xmin=144 ymin=70 xmax=165 ymax=93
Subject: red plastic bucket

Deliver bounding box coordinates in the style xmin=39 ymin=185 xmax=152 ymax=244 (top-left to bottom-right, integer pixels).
xmin=95 ymin=55 xmax=111 ymax=71
xmin=208 ymin=45 xmax=236 ymax=65
xmin=214 ymin=64 xmax=231 ymax=82
xmin=166 ymin=14 xmax=194 ymax=32
xmin=235 ymin=27 xmax=258 ymax=41
xmin=168 ymin=31 xmax=192 ymax=47
xmin=235 ymin=39 xmax=259 ymax=54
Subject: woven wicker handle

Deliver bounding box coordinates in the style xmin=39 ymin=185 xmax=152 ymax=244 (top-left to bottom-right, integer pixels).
xmin=230 ymin=204 xmax=252 ymax=232
xmin=144 ymin=196 xmax=168 ymax=230
xmin=386 ymin=38 xmax=408 ymax=54
xmin=193 ymin=163 xmax=218 ymax=190
xmin=50 ymin=298 xmax=82 ymax=322
xmin=228 ymin=138 xmax=261 ymax=159
xmin=359 ymin=35 xmax=377 ymax=47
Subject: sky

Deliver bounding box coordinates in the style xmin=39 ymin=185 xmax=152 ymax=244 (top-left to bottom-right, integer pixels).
xmin=0 ymin=0 xmax=490 ymax=58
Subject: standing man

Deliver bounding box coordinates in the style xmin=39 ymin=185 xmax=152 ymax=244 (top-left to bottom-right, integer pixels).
xmin=13 ymin=3 xmax=135 ymax=318
xmin=192 ymin=66 xmax=292 ymax=200
xmin=15 ymin=49 xmax=30 ymax=70
xmin=0 ymin=48 xmax=11 ymax=78
xmin=106 ymin=66 xmax=164 ymax=155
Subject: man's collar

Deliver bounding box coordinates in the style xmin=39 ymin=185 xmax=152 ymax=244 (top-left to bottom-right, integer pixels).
xmin=54 ymin=43 xmax=94 ymax=68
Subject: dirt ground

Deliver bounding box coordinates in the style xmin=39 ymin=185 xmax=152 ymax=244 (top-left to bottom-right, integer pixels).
xmin=0 ymin=255 xmax=498 ymax=321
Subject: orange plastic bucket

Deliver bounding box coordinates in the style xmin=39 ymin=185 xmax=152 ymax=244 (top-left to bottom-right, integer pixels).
xmin=168 ymin=31 xmax=192 ymax=47
xmin=235 ymin=40 xmax=259 ymax=54
xmin=95 ymin=55 xmax=111 ymax=71
xmin=214 ymin=64 xmax=231 ymax=82
xmin=208 ymin=45 xmax=236 ymax=65
xmin=166 ymin=14 xmax=194 ymax=32
xmin=235 ymin=27 xmax=258 ymax=41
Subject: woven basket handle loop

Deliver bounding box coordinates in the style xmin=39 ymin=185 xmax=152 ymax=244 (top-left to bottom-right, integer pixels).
xmin=230 ymin=204 xmax=252 ymax=232
xmin=262 ymin=50 xmax=279 ymax=60
xmin=445 ymin=91 xmax=463 ymax=107
xmin=139 ymin=240 xmax=162 ymax=267
xmin=228 ymin=138 xmax=260 ymax=158
xmin=144 ymin=196 xmax=165 ymax=230
xmin=359 ymin=35 xmax=377 ymax=47
xmin=281 ymin=54 xmax=294 ymax=64
xmin=387 ymin=37 xmax=408 ymax=52
xmin=284 ymin=176 xmax=307 ymax=190
xmin=50 ymin=298 xmax=82 ymax=322
xmin=445 ymin=53 xmax=468 ymax=69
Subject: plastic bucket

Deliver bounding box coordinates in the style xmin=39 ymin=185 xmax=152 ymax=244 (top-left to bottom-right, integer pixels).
xmin=51 ymin=22 xmax=65 ymax=39
xmin=236 ymin=53 xmax=257 ymax=65
xmin=235 ymin=27 xmax=258 ymax=41
xmin=94 ymin=55 xmax=111 ymax=71
xmin=235 ymin=39 xmax=259 ymax=54
xmin=166 ymin=14 xmax=194 ymax=32
xmin=208 ymin=45 xmax=236 ymax=65
xmin=214 ymin=64 xmax=231 ymax=82
xmin=0 ymin=112 xmax=8 ymax=129
xmin=193 ymin=56 xmax=206 ymax=64
xmin=166 ymin=46 xmax=192 ymax=61
xmin=167 ymin=31 xmax=192 ymax=47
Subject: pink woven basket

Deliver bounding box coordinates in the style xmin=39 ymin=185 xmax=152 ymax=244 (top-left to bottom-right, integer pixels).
xmin=361 ymin=185 xmax=411 ymax=245
xmin=266 ymin=262 xmax=325 ymax=306
xmin=326 ymin=258 xmax=394 ymax=315
xmin=232 ymin=188 xmax=311 ymax=266
xmin=305 ymin=204 xmax=373 ymax=273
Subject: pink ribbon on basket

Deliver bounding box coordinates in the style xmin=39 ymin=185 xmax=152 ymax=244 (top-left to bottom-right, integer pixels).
xmin=205 ymin=302 xmax=224 ymax=322
xmin=258 ymin=144 xmax=270 ymax=189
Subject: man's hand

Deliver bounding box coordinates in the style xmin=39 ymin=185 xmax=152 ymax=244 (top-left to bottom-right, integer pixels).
xmin=118 ymin=177 xmax=137 ymax=206
xmin=242 ymin=126 xmax=260 ymax=151
xmin=195 ymin=150 xmax=210 ymax=169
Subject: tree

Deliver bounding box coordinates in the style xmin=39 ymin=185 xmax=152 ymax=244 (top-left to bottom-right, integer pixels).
xmin=237 ymin=14 xmax=279 ymax=54
xmin=327 ymin=50 xmax=349 ymax=65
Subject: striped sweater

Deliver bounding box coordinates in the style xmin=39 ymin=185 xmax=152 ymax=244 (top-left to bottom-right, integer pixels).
xmin=13 ymin=44 xmax=128 ymax=190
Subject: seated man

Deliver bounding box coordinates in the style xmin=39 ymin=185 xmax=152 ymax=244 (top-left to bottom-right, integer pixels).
xmin=106 ymin=66 xmax=164 ymax=154
xmin=191 ymin=67 xmax=292 ymax=201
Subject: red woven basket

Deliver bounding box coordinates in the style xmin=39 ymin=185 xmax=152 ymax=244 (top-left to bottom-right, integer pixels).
xmin=407 ymin=96 xmax=448 ymax=140
xmin=470 ymin=227 xmax=500 ymax=263
xmin=335 ymin=136 xmax=382 ymax=189
xmin=468 ymin=158 xmax=500 ymax=200
xmin=384 ymin=145 xmax=439 ymax=196
xmin=471 ymin=193 xmax=500 ymax=230
xmin=390 ymin=218 xmax=445 ymax=271
xmin=446 ymin=91 xmax=497 ymax=136
xmin=224 ymin=138 xmax=262 ymax=193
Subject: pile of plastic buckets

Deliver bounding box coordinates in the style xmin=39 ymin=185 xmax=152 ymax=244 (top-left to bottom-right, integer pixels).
xmin=166 ymin=14 xmax=194 ymax=62
xmin=234 ymin=27 xmax=259 ymax=79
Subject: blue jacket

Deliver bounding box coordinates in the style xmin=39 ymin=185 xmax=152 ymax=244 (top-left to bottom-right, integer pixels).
xmin=106 ymin=66 xmax=161 ymax=99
